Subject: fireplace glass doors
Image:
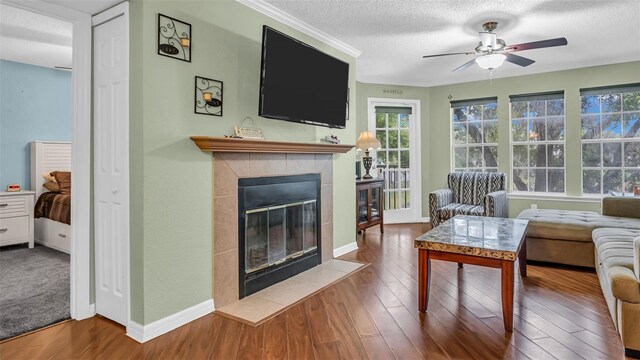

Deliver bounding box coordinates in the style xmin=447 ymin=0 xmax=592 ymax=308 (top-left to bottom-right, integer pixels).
xmin=244 ymin=200 xmax=317 ymax=274
xmin=238 ymin=174 xmax=321 ymax=298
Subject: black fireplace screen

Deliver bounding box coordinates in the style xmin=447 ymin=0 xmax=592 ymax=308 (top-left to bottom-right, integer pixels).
xmin=238 ymin=174 xmax=321 ymax=298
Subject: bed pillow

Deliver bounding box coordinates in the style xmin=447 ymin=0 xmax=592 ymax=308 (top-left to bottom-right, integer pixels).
xmin=43 ymin=181 xmax=60 ymax=192
xmin=52 ymin=171 xmax=71 ymax=195
xmin=42 ymin=172 xmax=57 ymax=183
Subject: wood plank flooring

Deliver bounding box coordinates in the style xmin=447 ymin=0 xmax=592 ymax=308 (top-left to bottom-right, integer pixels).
xmin=0 ymin=223 xmax=629 ymax=359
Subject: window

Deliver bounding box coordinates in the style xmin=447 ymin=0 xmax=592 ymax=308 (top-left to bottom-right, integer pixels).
xmin=451 ymin=97 xmax=498 ymax=172
xmin=581 ymin=84 xmax=640 ymax=194
xmin=510 ymin=92 xmax=565 ymax=193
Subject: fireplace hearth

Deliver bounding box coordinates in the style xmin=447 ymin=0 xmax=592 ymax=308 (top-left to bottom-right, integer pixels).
xmin=238 ymin=174 xmax=321 ymax=298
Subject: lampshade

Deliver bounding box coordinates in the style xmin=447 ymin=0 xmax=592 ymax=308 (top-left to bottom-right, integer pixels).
xmin=475 ymin=54 xmax=506 ymax=70
xmin=356 ymin=131 xmax=381 ymax=151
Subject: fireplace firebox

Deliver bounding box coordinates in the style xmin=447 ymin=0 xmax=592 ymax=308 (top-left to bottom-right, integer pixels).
xmin=238 ymin=174 xmax=321 ymax=298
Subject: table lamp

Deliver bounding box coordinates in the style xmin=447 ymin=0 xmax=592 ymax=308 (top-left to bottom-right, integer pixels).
xmin=356 ymin=131 xmax=381 ymax=179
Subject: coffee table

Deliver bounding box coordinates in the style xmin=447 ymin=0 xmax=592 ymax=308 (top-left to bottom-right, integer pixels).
xmin=414 ymin=215 xmax=529 ymax=331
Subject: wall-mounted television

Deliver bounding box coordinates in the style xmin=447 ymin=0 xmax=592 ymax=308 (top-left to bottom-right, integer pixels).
xmin=259 ymin=26 xmax=349 ymax=129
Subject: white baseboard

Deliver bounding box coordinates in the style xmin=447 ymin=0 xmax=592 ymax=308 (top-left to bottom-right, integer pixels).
xmin=333 ymin=241 xmax=358 ymax=258
xmin=420 ymin=217 xmax=430 ymax=223
xmin=127 ymin=299 xmax=214 ymax=343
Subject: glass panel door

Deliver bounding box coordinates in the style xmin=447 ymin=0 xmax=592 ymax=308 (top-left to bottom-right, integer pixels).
xmin=370 ymin=186 xmax=381 ymax=221
xmin=357 ymin=189 xmax=368 ymax=224
xmin=369 ymin=99 xmax=421 ymax=224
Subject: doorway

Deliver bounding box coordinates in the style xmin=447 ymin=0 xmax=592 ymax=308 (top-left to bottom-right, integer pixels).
xmin=367 ymin=98 xmax=422 ymax=224
xmin=1 ymin=0 xmax=130 ymax=331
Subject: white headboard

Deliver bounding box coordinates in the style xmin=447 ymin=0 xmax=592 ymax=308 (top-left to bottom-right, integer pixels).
xmin=30 ymin=141 xmax=72 ymax=199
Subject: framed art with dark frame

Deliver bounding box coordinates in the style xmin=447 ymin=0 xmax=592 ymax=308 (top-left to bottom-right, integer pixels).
xmin=157 ymin=13 xmax=191 ymax=62
xmin=195 ymin=76 xmax=223 ymax=116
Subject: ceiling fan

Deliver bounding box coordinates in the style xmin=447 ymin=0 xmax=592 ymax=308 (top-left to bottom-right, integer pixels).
xmin=422 ymin=22 xmax=568 ymax=72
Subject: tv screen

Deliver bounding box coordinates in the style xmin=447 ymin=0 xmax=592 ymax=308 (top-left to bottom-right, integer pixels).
xmin=259 ymin=26 xmax=349 ymax=129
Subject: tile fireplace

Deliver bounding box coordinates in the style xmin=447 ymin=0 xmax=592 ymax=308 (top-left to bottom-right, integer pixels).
xmin=211 ymin=151 xmax=338 ymax=308
xmin=238 ymin=174 xmax=321 ymax=298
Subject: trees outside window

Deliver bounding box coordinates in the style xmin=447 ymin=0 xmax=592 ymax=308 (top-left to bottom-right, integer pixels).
xmin=510 ymin=94 xmax=566 ymax=192
xmin=581 ymin=86 xmax=640 ymax=194
xmin=452 ymin=99 xmax=498 ymax=172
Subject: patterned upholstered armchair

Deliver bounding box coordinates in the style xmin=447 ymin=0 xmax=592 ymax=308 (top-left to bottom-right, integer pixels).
xmin=429 ymin=172 xmax=508 ymax=227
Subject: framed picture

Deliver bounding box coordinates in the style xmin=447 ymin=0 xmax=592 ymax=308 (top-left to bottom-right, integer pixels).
xmin=158 ymin=13 xmax=191 ymax=62
xmin=195 ymin=76 xmax=223 ymax=116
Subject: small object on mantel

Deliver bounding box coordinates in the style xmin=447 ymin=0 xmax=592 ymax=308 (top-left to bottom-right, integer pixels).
xmin=321 ymin=135 xmax=340 ymax=144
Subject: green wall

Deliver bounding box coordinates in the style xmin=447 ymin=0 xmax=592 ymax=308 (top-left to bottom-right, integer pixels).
xmin=129 ymin=0 xmax=356 ymax=325
xmin=357 ymin=61 xmax=640 ymax=218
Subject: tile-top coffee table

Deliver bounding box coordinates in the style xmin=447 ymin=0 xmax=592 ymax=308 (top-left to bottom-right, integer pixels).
xmin=415 ymin=215 xmax=529 ymax=331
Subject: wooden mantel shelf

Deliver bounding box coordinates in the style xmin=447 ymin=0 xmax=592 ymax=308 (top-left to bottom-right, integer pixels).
xmin=190 ymin=136 xmax=354 ymax=154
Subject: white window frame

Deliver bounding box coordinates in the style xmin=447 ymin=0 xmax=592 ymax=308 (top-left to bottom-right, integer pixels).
xmin=580 ymin=84 xmax=640 ymax=195
xmin=508 ymin=93 xmax=566 ymax=194
xmin=450 ymin=98 xmax=499 ymax=173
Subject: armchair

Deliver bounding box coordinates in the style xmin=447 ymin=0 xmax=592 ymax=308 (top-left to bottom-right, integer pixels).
xmin=429 ymin=172 xmax=508 ymax=227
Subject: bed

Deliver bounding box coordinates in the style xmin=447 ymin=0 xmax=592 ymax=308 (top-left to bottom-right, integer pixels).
xmin=30 ymin=141 xmax=71 ymax=254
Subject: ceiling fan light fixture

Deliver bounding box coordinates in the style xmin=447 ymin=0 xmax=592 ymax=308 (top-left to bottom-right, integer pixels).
xmin=475 ymin=53 xmax=506 ymax=70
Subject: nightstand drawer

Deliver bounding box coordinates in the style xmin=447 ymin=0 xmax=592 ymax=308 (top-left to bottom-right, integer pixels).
xmin=0 ymin=196 xmax=29 ymax=218
xmin=0 ymin=216 xmax=30 ymax=241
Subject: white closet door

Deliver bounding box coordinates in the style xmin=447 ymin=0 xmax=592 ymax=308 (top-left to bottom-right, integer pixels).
xmin=93 ymin=13 xmax=129 ymax=326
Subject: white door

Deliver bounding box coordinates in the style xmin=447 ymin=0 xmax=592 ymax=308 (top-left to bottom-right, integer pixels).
xmin=368 ymin=99 xmax=421 ymax=224
xmin=93 ymin=12 xmax=129 ymax=326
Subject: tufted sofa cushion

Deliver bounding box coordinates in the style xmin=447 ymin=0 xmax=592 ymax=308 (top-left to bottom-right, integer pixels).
xmin=592 ymin=228 xmax=640 ymax=304
xmin=517 ymin=209 xmax=640 ymax=242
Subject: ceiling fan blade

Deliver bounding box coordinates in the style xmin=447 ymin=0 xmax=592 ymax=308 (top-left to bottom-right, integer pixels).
xmin=508 ymin=37 xmax=568 ymax=52
xmin=505 ymin=53 xmax=535 ymax=67
xmin=423 ymin=52 xmax=474 ymax=59
xmin=452 ymin=58 xmax=477 ymax=72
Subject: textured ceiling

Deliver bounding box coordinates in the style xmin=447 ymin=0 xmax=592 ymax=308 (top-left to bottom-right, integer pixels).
xmin=41 ymin=0 xmax=122 ymax=15
xmin=0 ymin=4 xmax=73 ymax=69
xmin=0 ymin=0 xmax=120 ymax=69
xmin=263 ymin=0 xmax=640 ymax=86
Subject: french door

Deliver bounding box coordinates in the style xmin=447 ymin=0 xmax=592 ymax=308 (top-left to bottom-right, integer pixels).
xmin=367 ymin=98 xmax=421 ymax=224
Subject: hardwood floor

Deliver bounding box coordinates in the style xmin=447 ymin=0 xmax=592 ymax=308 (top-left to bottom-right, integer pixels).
xmin=0 ymin=223 xmax=629 ymax=359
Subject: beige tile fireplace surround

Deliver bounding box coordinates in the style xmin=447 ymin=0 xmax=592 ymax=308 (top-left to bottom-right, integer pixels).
xmin=212 ymin=152 xmax=336 ymax=308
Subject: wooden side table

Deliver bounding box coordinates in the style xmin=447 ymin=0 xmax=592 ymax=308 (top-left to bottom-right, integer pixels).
xmin=356 ymin=179 xmax=384 ymax=233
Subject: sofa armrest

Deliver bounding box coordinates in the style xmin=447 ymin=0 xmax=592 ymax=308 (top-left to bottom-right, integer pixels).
xmin=485 ymin=190 xmax=508 ymax=218
xmin=609 ymin=236 xmax=640 ymax=304
xmin=602 ymin=196 xmax=640 ymax=219
xmin=429 ymin=188 xmax=453 ymax=227
xmin=635 ymin=236 xmax=640 ymax=281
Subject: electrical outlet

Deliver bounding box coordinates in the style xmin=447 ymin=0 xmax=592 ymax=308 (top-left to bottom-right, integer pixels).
xmin=531 ymin=204 xmax=538 ymax=209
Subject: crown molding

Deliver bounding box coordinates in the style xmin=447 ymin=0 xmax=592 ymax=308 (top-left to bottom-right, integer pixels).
xmin=235 ymin=0 xmax=361 ymax=58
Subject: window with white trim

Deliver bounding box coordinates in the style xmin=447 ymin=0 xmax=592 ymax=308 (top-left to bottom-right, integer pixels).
xmin=451 ymin=97 xmax=498 ymax=172
xmin=580 ymin=84 xmax=640 ymax=194
xmin=510 ymin=92 xmax=566 ymax=193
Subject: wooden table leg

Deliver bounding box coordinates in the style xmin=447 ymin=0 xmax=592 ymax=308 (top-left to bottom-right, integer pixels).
xmin=458 ymin=263 xmax=463 ymax=268
xmin=501 ymin=260 xmax=514 ymax=331
xmin=418 ymin=249 xmax=431 ymax=312
xmin=519 ymin=239 xmax=527 ymax=277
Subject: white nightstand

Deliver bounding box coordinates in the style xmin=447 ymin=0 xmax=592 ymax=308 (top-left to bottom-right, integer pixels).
xmin=0 ymin=191 xmax=35 ymax=248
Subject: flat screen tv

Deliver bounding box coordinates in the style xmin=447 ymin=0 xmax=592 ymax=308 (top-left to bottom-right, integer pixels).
xmin=259 ymin=26 xmax=349 ymax=129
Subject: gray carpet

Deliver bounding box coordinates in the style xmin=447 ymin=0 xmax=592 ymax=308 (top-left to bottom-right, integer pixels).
xmin=0 ymin=244 xmax=70 ymax=340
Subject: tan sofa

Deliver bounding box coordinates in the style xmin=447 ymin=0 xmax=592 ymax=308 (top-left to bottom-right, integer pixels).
xmin=517 ymin=197 xmax=640 ymax=357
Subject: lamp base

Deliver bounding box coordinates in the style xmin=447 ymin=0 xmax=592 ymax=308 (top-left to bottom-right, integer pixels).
xmin=362 ymin=153 xmax=373 ymax=179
